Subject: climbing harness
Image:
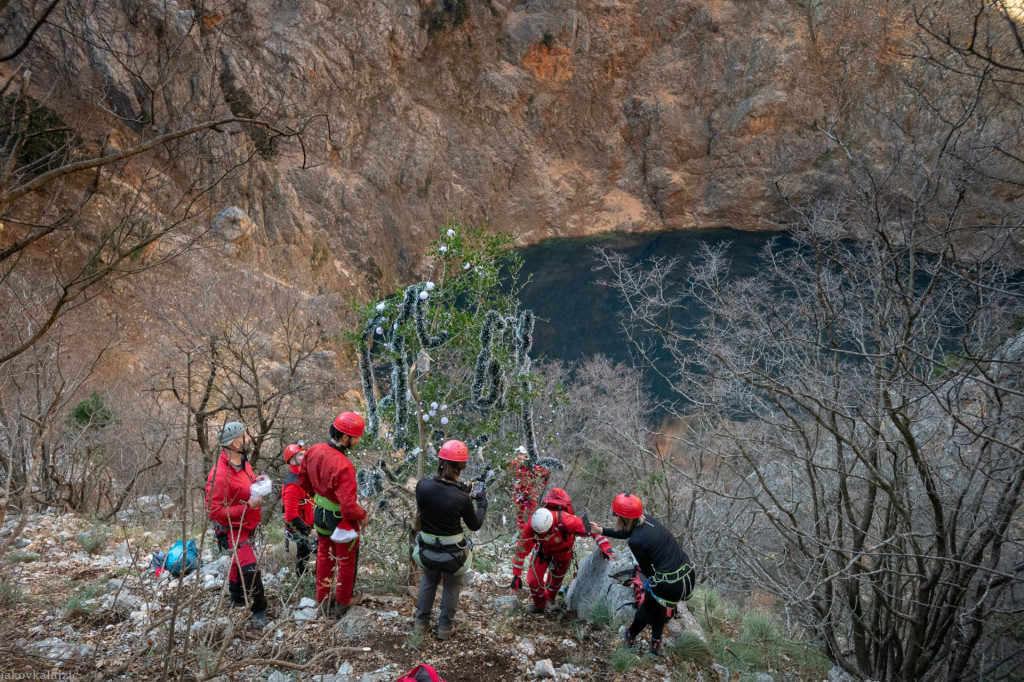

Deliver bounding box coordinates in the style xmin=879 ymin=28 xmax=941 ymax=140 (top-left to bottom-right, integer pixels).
xmin=413 ymin=531 xmax=473 ymax=575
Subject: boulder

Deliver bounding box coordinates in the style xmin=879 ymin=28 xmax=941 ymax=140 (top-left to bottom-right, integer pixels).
xmin=28 ymin=638 xmax=94 ymax=662
xmin=332 ymin=605 xmax=374 ymax=637
xmin=293 ymin=607 xmax=319 ymax=621
xmin=211 ymin=206 xmax=256 ymax=243
xmin=533 ymin=659 xmax=556 ymax=678
xmin=565 ymin=547 xmax=636 ymax=622
xmin=101 ymin=592 xmax=144 ymax=615
xmin=827 ymin=668 xmax=858 ymax=682
xmin=203 ymin=555 xmax=231 ymax=577
xmin=117 ymin=494 xmax=176 ymax=522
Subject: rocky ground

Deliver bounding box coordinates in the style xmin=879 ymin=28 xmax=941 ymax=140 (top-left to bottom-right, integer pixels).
xmin=0 ymin=510 xmax=838 ymax=682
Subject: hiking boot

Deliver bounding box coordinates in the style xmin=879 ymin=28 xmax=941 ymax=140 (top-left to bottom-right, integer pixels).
xmin=649 ymin=638 xmax=662 ymax=657
xmin=412 ymin=622 xmax=429 ymax=637
xmin=348 ymin=590 xmax=364 ymax=607
xmin=250 ymin=610 xmax=268 ymax=629
xmin=436 ymin=626 xmax=454 ymax=641
xmin=526 ymin=602 xmax=545 ymax=614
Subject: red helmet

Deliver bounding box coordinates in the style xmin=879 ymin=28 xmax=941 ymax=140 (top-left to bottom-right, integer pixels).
xmin=438 ymin=439 xmax=468 ymax=462
xmin=612 ymin=493 xmax=643 ymax=519
xmin=542 ymin=488 xmax=572 ymax=512
xmin=332 ymin=412 xmax=365 ymax=437
xmin=283 ymin=443 xmax=305 ymax=463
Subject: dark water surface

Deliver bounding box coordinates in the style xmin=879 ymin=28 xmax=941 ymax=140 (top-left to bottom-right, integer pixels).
xmin=516 ymin=228 xmax=793 ymax=399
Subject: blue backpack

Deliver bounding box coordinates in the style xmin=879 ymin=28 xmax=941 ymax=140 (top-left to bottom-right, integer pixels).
xmin=163 ymin=539 xmax=199 ymax=577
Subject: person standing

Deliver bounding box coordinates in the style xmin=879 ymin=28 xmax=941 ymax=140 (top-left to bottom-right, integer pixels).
xmin=298 ymin=412 xmax=367 ymax=617
xmin=511 ymin=488 xmax=615 ymax=613
xmin=508 ymin=445 xmax=550 ymax=529
xmin=590 ymin=493 xmax=695 ymax=657
xmin=281 ymin=442 xmax=316 ymax=577
xmin=205 ymin=421 xmax=269 ymax=628
xmin=413 ymin=439 xmax=487 ymax=640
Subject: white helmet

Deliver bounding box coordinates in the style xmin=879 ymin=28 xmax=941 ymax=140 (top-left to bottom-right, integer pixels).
xmin=531 ymin=508 xmax=554 ymax=534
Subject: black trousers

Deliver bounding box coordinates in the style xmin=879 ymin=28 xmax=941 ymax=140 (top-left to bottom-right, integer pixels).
xmin=628 ymin=580 xmax=688 ymax=642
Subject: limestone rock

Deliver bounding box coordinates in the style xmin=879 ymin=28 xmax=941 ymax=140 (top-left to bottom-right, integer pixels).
xmin=491 ymin=595 xmax=519 ymax=613
xmin=212 ymin=206 xmax=256 ymax=243
xmin=27 ymin=638 xmax=94 ymax=662
xmin=332 ymin=605 xmax=373 ymax=637
xmin=533 ymin=658 xmax=556 ymax=678
xmin=565 ymin=547 xmax=636 ymax=622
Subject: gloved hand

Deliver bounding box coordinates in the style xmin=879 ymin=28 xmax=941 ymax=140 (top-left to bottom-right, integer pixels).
xmin=510 ymin=576 xmax=522 ymax=591
xmin=471 ymin=482 xmax=487 ymax=503
xmin=601 ymin=546 xmax=617 ymax=561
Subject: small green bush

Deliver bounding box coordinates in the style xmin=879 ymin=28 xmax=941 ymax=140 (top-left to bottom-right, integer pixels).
xmin=6 ymin=551 xmax=40 ymax=563
xmin=589 ymin=600 xmax=612 ymax=628
xmin=739 ymin=612 xmax=777 ymax=644
xmin=739 ymin=612 xmax=781 ymax=669
xmin=671 ymin=632 xmax=713 ymax=665
xmin=63 ymin=594 xmax=93 ymax=618
xmin=76 ymin=525 xmax=111 ymax=554
xmin=68 ymin=392 xmax=117 ymax=428
xmin=610 ymin=645 xmax=641 ymax=672
xmin=0 ymin=579 xmax=25 ymax=607
xmin=690 ymin=586 xmax=727 ymax=633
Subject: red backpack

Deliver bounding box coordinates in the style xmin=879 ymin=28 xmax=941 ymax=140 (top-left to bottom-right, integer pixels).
xmin=396 ymin=664 xmax=446 ymax=682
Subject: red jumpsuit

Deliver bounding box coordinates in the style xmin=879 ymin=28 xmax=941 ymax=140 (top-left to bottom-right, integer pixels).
xmin=205 ymin=451 xmax=261 ymax=583
xmin=509 ymin=460 xmax=550 ymax=529
xmin=298 ymin=442 xmax=366 ymax=604
xmin=282 ymin=464 xmax=316 ymax=574
xmin=282 ymin=464 xmax=316 ymax=531
xmin=512 ymin=510 xmax=613 ymax=610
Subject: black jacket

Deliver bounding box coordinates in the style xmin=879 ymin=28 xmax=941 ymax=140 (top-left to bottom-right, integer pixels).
xmin=416 ymin=475 xmax=487 ymax=538
xmin=602 ymin=516 xmax=690 ymax=578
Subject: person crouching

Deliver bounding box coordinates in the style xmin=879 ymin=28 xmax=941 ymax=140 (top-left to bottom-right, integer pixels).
xmin=511 ymin=487 xmax=615 ymax=613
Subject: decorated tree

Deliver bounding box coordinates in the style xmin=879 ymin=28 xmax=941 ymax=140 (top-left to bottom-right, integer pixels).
xmin=352 ymin=222 xmax=556 ymax=486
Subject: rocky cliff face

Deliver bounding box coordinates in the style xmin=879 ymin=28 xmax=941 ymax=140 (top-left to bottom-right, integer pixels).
xmin=3 ymin=0 xmax=909 ymax=295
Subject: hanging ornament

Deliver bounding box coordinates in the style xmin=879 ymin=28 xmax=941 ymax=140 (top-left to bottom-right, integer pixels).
xmin=430 ymin=402 xmax=439 ymax=410
xmin=426 ymin=281 xmax=435 ymax=290
xmin=440 ymin=417 xmax=449 ymax=425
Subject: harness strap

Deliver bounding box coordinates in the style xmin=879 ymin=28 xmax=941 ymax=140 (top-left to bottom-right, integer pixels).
xmin=652 ymin=563 xmax=694 ymax=585
xmin=313 ymin=494 xmax=340 ymax=512
xmin=212 ymin=522 xmax=250 ymax=548
xmin=418 ymin=531 xmax=466 ymax=546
